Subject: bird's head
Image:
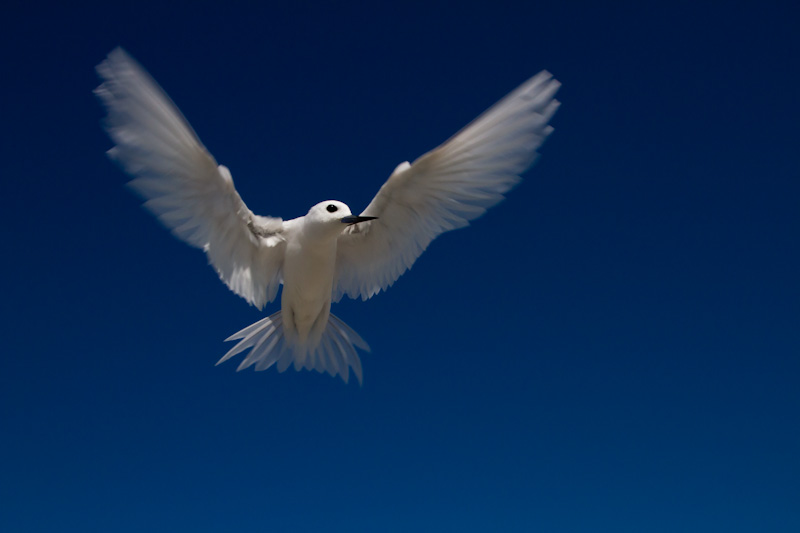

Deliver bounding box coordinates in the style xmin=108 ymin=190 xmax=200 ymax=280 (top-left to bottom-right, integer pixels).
xmin=305 ymin=201 xmax=377 ymax=238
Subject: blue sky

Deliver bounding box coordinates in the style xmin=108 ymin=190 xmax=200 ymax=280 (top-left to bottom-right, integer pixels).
xmin=1 ymin=1 xmax=798 ymax=531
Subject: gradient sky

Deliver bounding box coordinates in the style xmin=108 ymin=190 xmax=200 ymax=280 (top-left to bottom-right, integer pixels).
xmin=2 ymin=1 xmax=798 ymax=531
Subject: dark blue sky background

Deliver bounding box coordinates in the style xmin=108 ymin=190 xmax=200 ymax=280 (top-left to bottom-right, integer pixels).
xmin=2 ymin=1 xmax=798 ymax=531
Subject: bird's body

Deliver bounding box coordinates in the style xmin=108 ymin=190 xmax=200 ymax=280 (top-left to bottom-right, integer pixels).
xmin=279 ymin=203 xmax=355 ymax=357
xmin=95 ymin=48 xmax=560 ymax=384
xmin=282 ymin=225 xmax=336 ymax=349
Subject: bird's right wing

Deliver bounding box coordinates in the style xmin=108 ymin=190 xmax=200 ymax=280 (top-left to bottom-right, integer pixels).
xmin=95 ymin=48 xmax=285 ymax=309
xmin=334 ymin=71 xmax=560 ymax=301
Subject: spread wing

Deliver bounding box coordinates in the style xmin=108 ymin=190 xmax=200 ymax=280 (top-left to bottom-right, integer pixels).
xmin=334 ymin=71 xmax=560 ymax=301
xmin=95 ymin=48 xmax=285 ymax=309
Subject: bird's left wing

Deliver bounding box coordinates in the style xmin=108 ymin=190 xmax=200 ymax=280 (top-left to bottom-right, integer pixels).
xmin=334 ymin=71 xmax=560 ymax=301
xmin=96 ymin=48 xmax=285 ymax=309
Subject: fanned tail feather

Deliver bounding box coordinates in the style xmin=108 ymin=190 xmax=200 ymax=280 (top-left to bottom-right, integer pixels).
xmin=217 ymin=311 xmax=370 ymax=384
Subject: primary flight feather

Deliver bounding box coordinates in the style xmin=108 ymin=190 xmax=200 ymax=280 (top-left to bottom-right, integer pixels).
xmin=95 ymin=48 xmax=560 ymax=384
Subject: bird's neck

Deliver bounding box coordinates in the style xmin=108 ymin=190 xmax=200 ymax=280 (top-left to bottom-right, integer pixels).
xmin=298 ymin=220 xmax=345 ymax=246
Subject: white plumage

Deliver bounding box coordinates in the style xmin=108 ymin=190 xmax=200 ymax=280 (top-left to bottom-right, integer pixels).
xmin=95 ymin=48 xmax=560 ymax=384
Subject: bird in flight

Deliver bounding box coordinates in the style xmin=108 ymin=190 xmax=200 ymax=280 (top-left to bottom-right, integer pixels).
xmin=95 ymin=48 xmax=560 ymax=384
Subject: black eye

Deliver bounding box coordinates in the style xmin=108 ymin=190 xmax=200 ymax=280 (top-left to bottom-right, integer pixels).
xmin=326 ymin=204 xmax=338 ymax=213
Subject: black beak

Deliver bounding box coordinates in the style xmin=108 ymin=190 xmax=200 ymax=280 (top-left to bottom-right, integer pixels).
xmin=341 ymin=215 xmax=378 ymax=226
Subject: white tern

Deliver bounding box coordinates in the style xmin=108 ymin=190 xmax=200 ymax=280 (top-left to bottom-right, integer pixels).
xmin=95 ymin=48 xmax=560 ymax=384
